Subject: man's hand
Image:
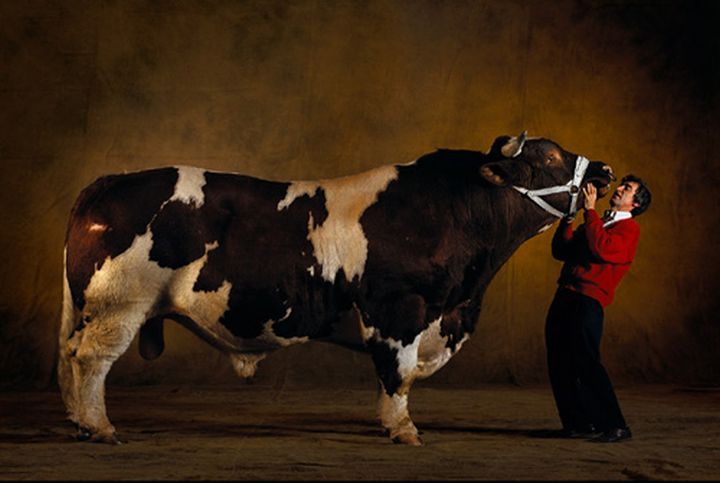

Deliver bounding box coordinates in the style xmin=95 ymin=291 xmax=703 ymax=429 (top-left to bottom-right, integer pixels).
xmin=582 ymin=183 xmax=597 ymax=211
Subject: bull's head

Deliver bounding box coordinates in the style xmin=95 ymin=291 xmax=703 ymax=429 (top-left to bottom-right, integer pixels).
xmin=480 ymin=131 xmax=616 ymax=217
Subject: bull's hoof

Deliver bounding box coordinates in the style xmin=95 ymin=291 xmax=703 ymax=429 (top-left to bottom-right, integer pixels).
xmin=392 ymin=432 xmax=424 ymax=446
xmin=90 ymin=431 xmax=122 ymax=445
xmin=76 ymin=426 xmax=122 ymax=445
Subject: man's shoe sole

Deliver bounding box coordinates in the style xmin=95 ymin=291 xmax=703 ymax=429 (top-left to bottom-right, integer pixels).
xmin=589 ymin=428 xmax=632 ymax=443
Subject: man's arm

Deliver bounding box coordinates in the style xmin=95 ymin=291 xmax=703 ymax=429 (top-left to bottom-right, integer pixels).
xmin=583 ymin=210 xmax=639 ymax=263
xmin=581 ymin=184 xmax=639 ymax=264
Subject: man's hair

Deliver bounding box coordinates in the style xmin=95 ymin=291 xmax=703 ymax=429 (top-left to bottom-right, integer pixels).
xmin=622 ymin=174 xmax=651 ymax=217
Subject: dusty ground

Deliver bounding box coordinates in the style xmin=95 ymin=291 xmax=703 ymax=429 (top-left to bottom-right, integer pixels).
xmin=0 ymin=383 xmax=718 ymax=480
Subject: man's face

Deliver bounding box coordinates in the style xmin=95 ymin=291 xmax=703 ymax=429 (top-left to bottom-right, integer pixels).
xmin=610 ymin=181 xmax=639 ymax=212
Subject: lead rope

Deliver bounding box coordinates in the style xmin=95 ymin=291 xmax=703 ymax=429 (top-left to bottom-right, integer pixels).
xmin=511 ymin=155 xmax=590 ymax=218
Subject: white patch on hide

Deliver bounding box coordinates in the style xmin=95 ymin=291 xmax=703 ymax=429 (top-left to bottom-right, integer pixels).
xmin=277 ymin=306 xmax=292 ymax=322
xmin=169 ymin=166 xmax=206 ymax=207
xmin=277 ymin=182 xmax=318 ymax=211
xmin=83 ymin=234 xmax=242 ymax=353
xmin=279 ymin=165 xmax=399 ymax=283
xmin=259 ymin=317 xmax=309 ymax=347
xmin=383 ymin=332 xmax=422 ymax=382
xmin=60 ymin=247 xmax=76 ymax=342
xmin=83 ymin=228 xmax=303 ymax=357
xmin=376 ymin=317 xmax=469 ymax=385
xmin=88 ymin=223 xmax=108 ymax=233
xmin=84 ymin=231 xmax=173 ymax=312
xmin=165 ymin=241 xmax=237 ymax=344
xmin=354 ymin=305 xmax=376 ymax=343
xmin=416 ymin=317 xmax=468 ymax=379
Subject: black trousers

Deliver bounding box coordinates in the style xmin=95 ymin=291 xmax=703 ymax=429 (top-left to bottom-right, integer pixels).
xmin=545 ymin=288 xmax=627 ymax=432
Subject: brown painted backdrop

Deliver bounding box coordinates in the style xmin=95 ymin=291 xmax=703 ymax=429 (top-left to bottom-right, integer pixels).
xmin=1 ymin=0 xmax=718 ymax=389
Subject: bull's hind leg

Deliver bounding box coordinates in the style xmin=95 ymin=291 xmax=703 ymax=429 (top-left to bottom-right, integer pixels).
xmin=66 ymin=305 xmax=146 ymax=444
xmin=58 ymin=269 xmax=81 ymax=426
xmin=368 ymin=335 xmax=423 ymax=446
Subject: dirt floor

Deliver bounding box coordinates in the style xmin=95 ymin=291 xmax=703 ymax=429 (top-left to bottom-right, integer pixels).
xmin=0 ymin=383 xmax=718 ymax=480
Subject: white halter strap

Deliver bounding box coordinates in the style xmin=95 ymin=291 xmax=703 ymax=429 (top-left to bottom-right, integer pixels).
xmin=511 ymin=155 xmax=590 ymax=218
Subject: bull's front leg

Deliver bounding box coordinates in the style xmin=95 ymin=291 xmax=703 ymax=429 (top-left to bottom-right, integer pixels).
xmin=365 ymin=295 xmax=426 ymax=446
xmin=369 ymin=335 xmax=422 ymax=445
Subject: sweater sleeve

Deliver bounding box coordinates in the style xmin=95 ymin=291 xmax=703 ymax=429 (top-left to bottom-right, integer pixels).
xmin=583 ymin=209 xmax=639 ymax=264
xmin=551 ymin=218 xmax=575 ymax=261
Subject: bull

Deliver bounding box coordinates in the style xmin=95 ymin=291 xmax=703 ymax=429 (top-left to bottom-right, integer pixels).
xmin=58 ymin=132 xmax=615 ymax=445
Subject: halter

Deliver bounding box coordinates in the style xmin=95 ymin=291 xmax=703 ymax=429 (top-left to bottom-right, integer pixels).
xmin=511 ymin=155 xmax=590 ymax=218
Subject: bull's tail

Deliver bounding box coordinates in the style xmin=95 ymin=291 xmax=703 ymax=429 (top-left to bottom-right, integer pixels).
xmin=58 ymin=247 xmax=80 ymax=423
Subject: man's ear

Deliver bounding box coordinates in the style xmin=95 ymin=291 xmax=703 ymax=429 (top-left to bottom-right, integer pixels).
xmin=480 ymin=163 xmax=507 ymax=186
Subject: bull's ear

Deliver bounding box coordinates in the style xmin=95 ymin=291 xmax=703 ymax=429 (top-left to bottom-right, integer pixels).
xmin=488 ymin=131 xmax=527 ymax=159
xmin=488 ymin=135 xmax=512 ymax=159
xmin=480 ymin=163 xmax=508 ymax=186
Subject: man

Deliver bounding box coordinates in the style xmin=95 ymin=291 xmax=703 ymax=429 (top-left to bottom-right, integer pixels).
xmin=545 ymin=174 xmax=652 ymax=443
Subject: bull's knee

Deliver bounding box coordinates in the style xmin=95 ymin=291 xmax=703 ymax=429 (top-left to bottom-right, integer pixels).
xmin=71 ymin=312 xmax=138 ymax=361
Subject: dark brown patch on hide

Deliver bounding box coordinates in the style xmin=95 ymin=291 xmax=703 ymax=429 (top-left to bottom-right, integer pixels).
xmin=440 ymin=304 xmax=479 ymax=353
xmin=271 ymin=269 xmax=355 ymax=340
xmin=184 ymin=173 xmax=331 ymax=339
xmin=149 ymin=200 xmax=211 ymax=269
xmin=367 ymin=338 xmax=401 ymax=396
xmin=359 ymin=150 xmax=487 ymax=345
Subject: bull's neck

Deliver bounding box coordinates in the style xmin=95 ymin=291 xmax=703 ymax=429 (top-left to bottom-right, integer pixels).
xmin=464 ymin=186 xmax=559 ymax=294
xmin=498 ymin=187 xmax=557 ymax=258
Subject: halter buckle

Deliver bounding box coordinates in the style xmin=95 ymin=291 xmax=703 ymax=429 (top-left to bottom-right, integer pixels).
xmin=511 ymin=155 xmax=590 ymax=218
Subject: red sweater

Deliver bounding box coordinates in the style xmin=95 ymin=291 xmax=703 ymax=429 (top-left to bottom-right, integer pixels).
xmin=551 ymin=209 xmax=640 ymax=307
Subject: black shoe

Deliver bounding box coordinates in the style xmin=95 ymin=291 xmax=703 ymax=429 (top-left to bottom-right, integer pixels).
xmin=589 ymin=427 xmax=632 ymax=443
